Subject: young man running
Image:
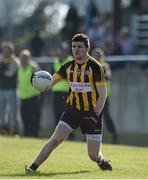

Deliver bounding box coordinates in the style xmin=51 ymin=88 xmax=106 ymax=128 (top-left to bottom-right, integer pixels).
xmin=26 ymin=33 xmax=112 ymax=172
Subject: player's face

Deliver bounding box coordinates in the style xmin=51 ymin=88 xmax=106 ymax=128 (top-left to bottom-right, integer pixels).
xmin=2 ymin=47 xmax=12 ymax=56
xmin=20 ymin=54 xmax=30 ymax=65
xmin=72 ymin=42 xmax=88 ymax=62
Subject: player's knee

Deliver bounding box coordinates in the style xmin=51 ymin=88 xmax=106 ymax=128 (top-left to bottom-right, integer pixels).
xmin=88 ymin=153 xmax=98 ymax=162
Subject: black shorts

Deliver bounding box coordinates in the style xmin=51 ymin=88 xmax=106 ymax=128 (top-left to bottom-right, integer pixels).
xmin=60 ymin=105 xmax=103 ymax=134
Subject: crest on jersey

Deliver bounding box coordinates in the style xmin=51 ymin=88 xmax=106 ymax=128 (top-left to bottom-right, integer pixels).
xmin=84 ymin=70 xmax=90 ymax=76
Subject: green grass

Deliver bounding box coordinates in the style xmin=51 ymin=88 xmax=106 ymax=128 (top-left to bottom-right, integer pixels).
xmin=0 ymin=135 xmax=148 ymax=179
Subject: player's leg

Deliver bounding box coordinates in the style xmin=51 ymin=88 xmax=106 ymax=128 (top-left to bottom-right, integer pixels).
xmin=86 ymin=134 xmax=103 ymax=162
xmin=26 ymin=121 xmax=73 ymax=172
xmin=83 ymin=111 xmax=112 ymax=171
xmin=87 ymin=134 xmax=112 ymax=171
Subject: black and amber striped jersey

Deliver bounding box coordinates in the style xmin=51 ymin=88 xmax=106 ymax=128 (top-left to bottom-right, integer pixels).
xmin=57 ymin=55 xmax=106 ymax=112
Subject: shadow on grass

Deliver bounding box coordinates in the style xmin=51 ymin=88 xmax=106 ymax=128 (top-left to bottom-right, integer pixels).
xmin=1 ymin=170 xmax=91 ymax=177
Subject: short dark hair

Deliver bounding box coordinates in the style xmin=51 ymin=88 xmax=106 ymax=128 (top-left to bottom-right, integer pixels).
xmin=72 ymin=33 xmax=90 ymax=48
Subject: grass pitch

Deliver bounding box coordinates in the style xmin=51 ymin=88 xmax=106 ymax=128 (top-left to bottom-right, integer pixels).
xmin=0 ymin=135 xmax=148 ymax=179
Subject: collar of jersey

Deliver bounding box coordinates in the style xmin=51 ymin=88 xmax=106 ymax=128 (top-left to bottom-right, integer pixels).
xmin=75 ymin=55 xmax=90 ymax=65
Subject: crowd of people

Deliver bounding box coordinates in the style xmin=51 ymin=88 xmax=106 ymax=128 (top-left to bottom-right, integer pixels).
xmin=57 ymin=0 xmax=148 ymax=71
xmin=0 ymin=42 xmax=42 ymax=137
xmin=0 ymin=42 xmax=19 ymax=135
xmin=60 ymin=0 xmax=136 ymax=58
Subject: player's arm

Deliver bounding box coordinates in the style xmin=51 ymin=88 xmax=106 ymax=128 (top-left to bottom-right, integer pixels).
xmin=52 ymin=61 xmax=69 ymax=86
xmin=96 ymin=83 xmax=107 ymax=115
xmin=52 ymin=73 xmax=63 ymax=86
xmin=95 ymin=64 xmax=107 ymax=115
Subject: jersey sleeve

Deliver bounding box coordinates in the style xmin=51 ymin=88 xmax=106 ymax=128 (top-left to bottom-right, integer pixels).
xmin=56 ymin=63 xmax=67 ymax=79
xmin=57 ymin=61 xmax=72 ymax=79
xmin=93 ymin=63 xmax=106 ymax=86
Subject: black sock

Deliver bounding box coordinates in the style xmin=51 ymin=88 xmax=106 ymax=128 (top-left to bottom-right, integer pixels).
xmin=30 ymin=163 xmax=38 ymax=171
xmin=97 ymin=156 xmax=103 ymax=164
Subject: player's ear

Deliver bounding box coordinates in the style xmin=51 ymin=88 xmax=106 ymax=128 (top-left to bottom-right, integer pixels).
xmin=87 ymin=42 xmax=90 ymax=52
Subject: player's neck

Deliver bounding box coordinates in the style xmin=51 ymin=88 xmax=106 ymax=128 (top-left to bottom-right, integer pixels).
xmin=75 ymin=55 xmax=89 ymax=64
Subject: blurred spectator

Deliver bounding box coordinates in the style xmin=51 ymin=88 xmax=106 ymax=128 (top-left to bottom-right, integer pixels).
xmin=51 ymin=42 xmax=72 ymax=126
xmin=18 ymin=49 xmax=41 ymax=137
xmin=102 ymin=37 xmax=126 ymax=70
xmin=91 ymin=47 xmax=119 ymax=144
xmin=102 ymin=37 xmax=122 ymax=56
xmin=84 ymin=0 xmax=99 ymax=27
xmin=87 ymin=17 xmax=107 ymax=49
xmin=103 ymin=20 xmax=113 ymax=40
xmin=0 ymin=42 xmax=19 ymax=135
xmin=61 ymin=2 xmax=80 ymax=40
xmin=30 ymin=30 xmax=44 ymax=57
xmin=117 ymin=26 xmax=135 ymax=55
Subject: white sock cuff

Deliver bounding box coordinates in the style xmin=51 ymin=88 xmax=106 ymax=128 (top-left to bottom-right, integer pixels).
xmin=86 ymin=134 xmax=102 ymax=142
xmin=58 ymin=120 xmax=74 ymax=132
